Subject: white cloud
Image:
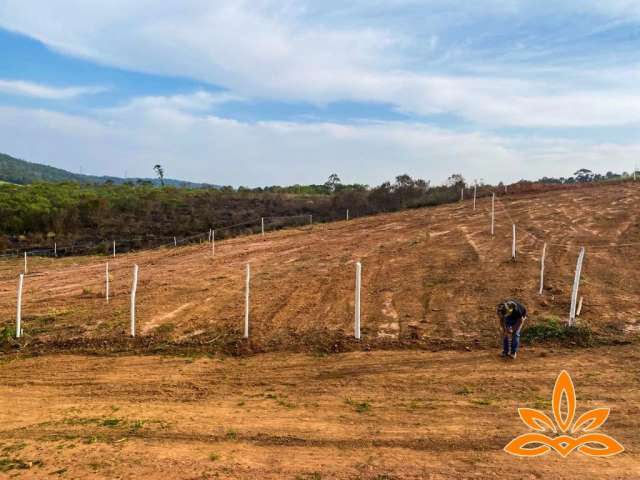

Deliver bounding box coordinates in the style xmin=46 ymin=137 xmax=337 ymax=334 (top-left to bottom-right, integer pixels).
xmin=0 ymin=99 xmax=638 ymax=186
xmin=0 ymin=79 xmax=107 ymax=100
xmin=2 ymin=1 xmax=639 ymax=127
xmin=108 ymin=91 xmax=243 ymax=114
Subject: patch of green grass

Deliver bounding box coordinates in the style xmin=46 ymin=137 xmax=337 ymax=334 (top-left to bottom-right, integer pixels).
xmin=522 ymin=317 xmax=593 ymax=346
xmin=456 ymin=386 xmax=473 ymax=396
xmin=345 ymin=398 xmax=371 ymax=413
xmin=471 ymin=398 xmax=494 ymax=406
xmin=2 ymin=442 xmax=27 ymax=453
xmin=155 ymin=322 xmax=176 ymax=336
xmin=100 ymin=418 xmax=121 ymax=428
xmin=209 ymin=453 xmax=220 ymax=462
xmin=0 ymin=325 xmax=17 ymax=344
xmin=295 ymin=473 xmax=322 ymax=480
xmin=225 ymin=429 xmax=238 ymax=440
xmin=0 ymin=457 xmax=43 ymax=472
xmin=532 ymin=396 xmax=552 ymax=410
xmin=128 ymin=420 xmax=145 ymax=432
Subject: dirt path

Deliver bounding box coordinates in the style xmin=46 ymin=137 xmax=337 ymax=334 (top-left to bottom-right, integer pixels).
xmin=0 ymin=345 xmax=637 ymax=479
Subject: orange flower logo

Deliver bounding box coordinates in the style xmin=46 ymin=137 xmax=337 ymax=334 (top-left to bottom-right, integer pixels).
xmin=504 ymin=370 xmax=624 ymax=458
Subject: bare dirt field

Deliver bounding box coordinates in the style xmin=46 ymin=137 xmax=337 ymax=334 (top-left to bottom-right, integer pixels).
xmin=0 ymin=346 xmax=638 ymax=479
xmin=0 ymin=182 xmax=639 ymax=478
xmin=1 ymin=182 xmax=640 ymax=351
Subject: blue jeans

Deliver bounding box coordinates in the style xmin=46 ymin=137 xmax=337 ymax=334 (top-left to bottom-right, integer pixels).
xmin=503 ymin=322 xmax=522 ymax=354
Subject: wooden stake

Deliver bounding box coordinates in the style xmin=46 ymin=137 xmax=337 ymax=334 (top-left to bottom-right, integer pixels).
xmin=354 ymin=262 xmax=362 ymax=340
xmin=473 ymin=185 xmax=477 ymax=211
xmin=105 ymin=262 xmax=110 ymax=303
xmin=130 ymin=264 xmax=138 ymax=337
xmin=491 ymin=193 xmax=495 ymax=236
xmin=244 ymin=263 xmax=250 ymax=339
xmin=569 ymin=247 xmax=585 ymax=326
xmin=16 ymin=273 xmax=23 ymax=338
xmin=539 ymin=243 xmax=547 ymax=295
xmin=512 ymin=224 xmax=516 ymax=260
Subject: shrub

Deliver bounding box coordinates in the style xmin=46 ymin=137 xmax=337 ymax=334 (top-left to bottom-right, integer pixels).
xmin=523 ymin=317 xmax=593 ymax=346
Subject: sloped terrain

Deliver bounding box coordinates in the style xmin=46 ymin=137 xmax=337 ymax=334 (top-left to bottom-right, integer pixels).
xmin=0 ymin=181 xmax=639 ymax=478
xmin=1 ymin=182 xmax=639 ymax=353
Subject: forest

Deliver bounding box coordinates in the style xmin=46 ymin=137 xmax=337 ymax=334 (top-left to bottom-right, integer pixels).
xmin=0 ymin=174 xmax=465 ymax=253
xmin=1 ymin=168 xmax=633 ymax=255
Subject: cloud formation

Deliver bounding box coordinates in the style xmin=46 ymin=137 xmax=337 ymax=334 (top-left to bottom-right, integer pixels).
xmin=0 ymin=94 xmax=638 ymax=186
xmin=0 ymin=79 xmax=107 ymax=99
xmin=1 ymin=1 xmax=639 ymax=127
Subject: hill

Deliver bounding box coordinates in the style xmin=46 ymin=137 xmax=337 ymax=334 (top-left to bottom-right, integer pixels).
xmin=0 ymin=180 xmax=638 ymax=351
xmin=0 ymin=151 xmax=209 ymax=187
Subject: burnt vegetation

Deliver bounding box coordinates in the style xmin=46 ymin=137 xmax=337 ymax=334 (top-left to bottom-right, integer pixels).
xmin=1 ymin=167 xmax=636 ymax=254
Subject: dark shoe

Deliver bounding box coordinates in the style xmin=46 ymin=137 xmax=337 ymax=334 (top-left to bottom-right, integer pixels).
xmin=501 ymin=351 xmax=509 ymax=358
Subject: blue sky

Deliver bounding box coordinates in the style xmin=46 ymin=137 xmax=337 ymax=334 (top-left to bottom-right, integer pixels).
xmin=0 ymin=1 xmax=638 ymax=186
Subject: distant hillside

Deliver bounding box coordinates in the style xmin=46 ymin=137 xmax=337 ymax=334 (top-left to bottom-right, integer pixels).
xmin=0 ymin=152 xmax=212 ymax=187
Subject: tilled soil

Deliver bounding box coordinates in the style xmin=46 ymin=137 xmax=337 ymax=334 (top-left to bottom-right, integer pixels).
xmin=1 ymin=182 xmax=639 ymax=353
xmin=0 ymin=182 xmax=639 ymax=478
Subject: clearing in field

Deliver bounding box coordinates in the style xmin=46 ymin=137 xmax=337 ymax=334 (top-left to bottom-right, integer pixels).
xmin=0 ymin=182 xmax=638 ymax=479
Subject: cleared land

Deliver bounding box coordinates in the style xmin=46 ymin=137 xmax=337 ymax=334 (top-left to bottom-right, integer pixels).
xmin=0 ymin=346 xmax=638 ymax=479
xmin=1 ymin=182 xmax=639 ymax=351
xmin=0 ymin=182 xmax=639 ymax=478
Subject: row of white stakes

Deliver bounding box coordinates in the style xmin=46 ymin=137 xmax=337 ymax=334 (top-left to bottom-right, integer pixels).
xmin=20 ymin=210 xmax=355 ymax=270
xmin=13 ymin=242 xmax=584 ymax=341
xmin=14 ymin=204 xmax=585 ymax=337
xmin=15 ymin=256 xmax=365 ymax=340
xmin=465 ymin=185 xmax=585 ymax=326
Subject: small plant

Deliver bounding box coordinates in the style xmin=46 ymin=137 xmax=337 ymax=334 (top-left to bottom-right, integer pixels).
xmin=456 ymin=386 xmax=473 ymax=395
xmin=209 ymin=453 xmax=220 ymax=462
xmin=345 ymin=398 xmax=371 ymax=413
xmin=101 ymin=418 xmax=120 ymax=428
xmin=225 ymin=429 xmax=238 ymax=440
xmin=128 ymin=420 xmax=145 ymax=432
xmin=0 ymin=325 xmax=17 ymax=344
xmin=523 ymin=317 xmax=593 ymax=346
xmin=471 ymin=398 xmax=493 ymax=406
xmin=533 ymin=396 xmax=551 ymax=410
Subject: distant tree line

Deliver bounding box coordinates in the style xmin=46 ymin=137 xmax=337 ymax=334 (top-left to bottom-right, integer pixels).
xmin=2 ymin=168 xmax=634 ymax=253
xmin=0 ymin=173 xmax=470 ymax=251
xmin=538 ymin=168 xmax=637 ymax=184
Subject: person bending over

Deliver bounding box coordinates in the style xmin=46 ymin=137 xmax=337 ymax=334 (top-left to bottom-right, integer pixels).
xmin=497 ymin=299 xmax=527 ymax=359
